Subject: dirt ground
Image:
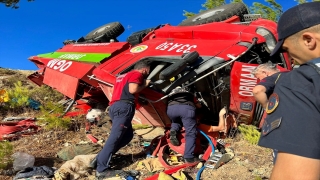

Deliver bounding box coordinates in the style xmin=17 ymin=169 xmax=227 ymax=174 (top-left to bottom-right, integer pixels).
xmin=0 ymin=117 xmax=273 ymax=180
xmin=0 ymin=69 xmax=274 ymax=180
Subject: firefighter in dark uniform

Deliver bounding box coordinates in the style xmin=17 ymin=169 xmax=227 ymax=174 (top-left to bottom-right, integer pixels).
xmin=95 ymin=61 xmax=150 ymax=179
xmin=252 ymin=62 xmax=283 ymax=163
xmin=258 ymin=2 xmax=320 ymax=179
xmin=166 ymin=86 xmax=202 ymax=163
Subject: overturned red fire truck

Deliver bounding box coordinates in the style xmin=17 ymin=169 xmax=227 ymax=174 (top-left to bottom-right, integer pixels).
xmin=27 ymin=3 xmax=291 ymax=138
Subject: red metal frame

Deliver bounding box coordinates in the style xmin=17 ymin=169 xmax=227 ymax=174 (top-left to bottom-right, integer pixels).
xmin=26 ymin=15 xmax=294 ymax=178
xmin=27 ymin=15 xmax=292 ymax=129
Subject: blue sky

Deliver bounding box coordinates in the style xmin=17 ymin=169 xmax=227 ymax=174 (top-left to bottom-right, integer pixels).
xmin=0 ymin=0 xmax=296 ymax=70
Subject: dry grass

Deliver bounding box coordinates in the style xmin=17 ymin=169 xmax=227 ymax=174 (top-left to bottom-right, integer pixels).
xmin=0 ymin=68 xmax=274 ymax=179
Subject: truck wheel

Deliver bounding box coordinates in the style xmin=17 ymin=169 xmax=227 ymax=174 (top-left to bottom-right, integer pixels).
xmin=178 ymin=3 xmax=248 ymax=26
xmin=126 ymin=28 xmax=155 ymax=46
xmin=84 ymin=22 xmax=125 ymax=42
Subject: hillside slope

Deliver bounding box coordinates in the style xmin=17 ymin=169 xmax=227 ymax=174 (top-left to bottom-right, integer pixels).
xmin=0 ymin=68 xmax=273 ymax=180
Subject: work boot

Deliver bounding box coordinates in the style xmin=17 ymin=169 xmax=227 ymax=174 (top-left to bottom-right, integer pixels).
xmin=169 ymin=130 xmax=179 ymax=146
xmin=89 ymin=156 xmax=97 ymax=169
xmin=95 ymin=169 xmax=128 ymax=180
xmin=184 ymin=157 xmax=204 ymax=164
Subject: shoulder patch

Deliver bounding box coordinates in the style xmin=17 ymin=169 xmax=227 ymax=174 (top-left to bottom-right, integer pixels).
xmin=262 ymin=117 xmax=282 ymax=136
xmin=266 ymin=93 xmax=279 ymax=114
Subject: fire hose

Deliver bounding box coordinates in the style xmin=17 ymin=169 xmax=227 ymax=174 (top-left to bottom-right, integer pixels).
xmin=196 ymin=129 xmax=215 ymax=180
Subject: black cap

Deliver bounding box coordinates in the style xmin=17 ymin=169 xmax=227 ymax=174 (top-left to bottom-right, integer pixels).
xmin=270 ymin=2 xmax=320 ymax=56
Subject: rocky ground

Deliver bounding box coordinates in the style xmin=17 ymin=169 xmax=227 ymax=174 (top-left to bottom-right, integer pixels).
xmin=0 ymin=69 xmax=273 ymax=180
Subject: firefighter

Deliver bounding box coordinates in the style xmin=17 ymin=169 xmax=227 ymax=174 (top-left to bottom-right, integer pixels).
xmin=167 ymin=86 xmax=228 ymax=163
xmin=251 ymin=62 xmax=281 ymax=109
xmin=95 ymin=61 xmax=151 ymax=179
xmin=258 ymin=2 xmax=320 ymax=179
xmin=166 ymin=86 xmax=201 ymax=163
xmin=251 ymin=62 xmax=283 ymax=163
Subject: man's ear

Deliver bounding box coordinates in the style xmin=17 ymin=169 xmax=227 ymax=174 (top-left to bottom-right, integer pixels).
xmin=302 ymin=32 xmax=316 ymax=50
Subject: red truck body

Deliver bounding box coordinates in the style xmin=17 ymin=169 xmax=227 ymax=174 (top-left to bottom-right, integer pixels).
xmin=27 ymin=13 xmax=291 ymax=130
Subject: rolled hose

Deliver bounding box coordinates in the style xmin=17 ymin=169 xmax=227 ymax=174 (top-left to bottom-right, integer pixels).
xmin=196 ymin=129 xmax=215 ymax=180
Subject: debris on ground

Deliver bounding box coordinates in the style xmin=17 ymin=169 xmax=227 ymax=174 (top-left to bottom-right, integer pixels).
xmin=135 ymin=158 xmax=164 ymax=173
xmin=0 ymin=69 xmax=274 ymax=180
xmin=0 ymin=118 xmax=40 ymax=141
xmin=53 ymin=154 xmax=96 ymax=180
xmin=135 ymin=127 xmax=165 ymax=140
xmin=12 ymin=152 xmax=35 ymax=171
xmin=14 ymin=166 xmax=55 ymax=180
xmin=56 ymin=143 xmax=101 ymax=161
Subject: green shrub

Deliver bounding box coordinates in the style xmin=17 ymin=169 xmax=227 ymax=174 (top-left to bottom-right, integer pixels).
xmin=238 ymin=124 xmax=261 ymax=145
xmin=37 ymin=102 xmax=71 ymax=131
xmin=0 ymin=141 xmax=13 ymax=169
xmin=2 ymin=73 xmax=70 ymax=130
xmin=5 ymin=81 xmax=30 ymax=109
xmin=3 ymin=81 xmax=63 ymax=110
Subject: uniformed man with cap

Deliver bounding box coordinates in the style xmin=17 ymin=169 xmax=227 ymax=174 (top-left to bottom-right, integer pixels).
xmin=258 ymin=2 xmax=320 ymax=179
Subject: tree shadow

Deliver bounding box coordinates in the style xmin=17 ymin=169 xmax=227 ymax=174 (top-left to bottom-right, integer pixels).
xmin=34 ymin=157 xmax=64 ymax=168
xmin=109 ymin=153 xmax=146 ymax=170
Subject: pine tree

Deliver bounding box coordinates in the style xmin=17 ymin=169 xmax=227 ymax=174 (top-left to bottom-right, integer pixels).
xmin=251 ymin=0 xmax=282 ymax=22
xmin=7 ymin=81 xmax=30 ymax=109
xmin=0 ymin=0 xmax=34 ymax=9
xmin=295 ymin=0 xmax=320 ymax=3
xmin=183 ymin=0 xmax=284 ymax=22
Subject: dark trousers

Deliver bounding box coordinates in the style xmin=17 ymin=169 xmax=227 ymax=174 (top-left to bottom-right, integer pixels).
xmin=96 ymin=101 xmax=135 ymax=172
xmin=167 ymin=104 xmax=197 ymax=159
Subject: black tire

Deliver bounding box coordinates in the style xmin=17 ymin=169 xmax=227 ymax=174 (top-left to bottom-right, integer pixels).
xmin=159 ymin=61 xmax=187 ymax=80
xmin=84 ymin=22 xmax=125 ymax=42
xmin=127 ymin=28 xmax=155 ymax=46
xmin=159 ymin=51 xmax=199 ymax=80
xmin=181 ymin=51 xmax=199 ymax=64
xmin=178 ymin=3 xmax=248 ymax=26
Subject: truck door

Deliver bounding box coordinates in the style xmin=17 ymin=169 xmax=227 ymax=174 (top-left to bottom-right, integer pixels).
xmin=229 ymin=61 xmax=260 ymax=125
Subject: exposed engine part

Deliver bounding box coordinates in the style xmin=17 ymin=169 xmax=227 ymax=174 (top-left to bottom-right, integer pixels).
xmin=210 ymin=78 xmax=227 ymax=97
xmin=196 ymin=92 xmax=209 ymax=109
xmin=248 ymin=50 xmax=262 ymax=64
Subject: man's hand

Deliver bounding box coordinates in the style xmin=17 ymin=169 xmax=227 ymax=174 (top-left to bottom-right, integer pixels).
xmin=129 ymin=79 xmax=152 ymax=94
xmin=146 ymin=79 xmax=151 ymax=86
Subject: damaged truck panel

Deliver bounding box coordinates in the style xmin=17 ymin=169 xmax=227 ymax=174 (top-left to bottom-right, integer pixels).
xmin=27 ymin=6 xmax=292 ymax=130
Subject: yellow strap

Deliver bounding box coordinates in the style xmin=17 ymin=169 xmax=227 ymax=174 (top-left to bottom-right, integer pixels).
xmin=275 ymin=73 xmax=281 ymax=84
